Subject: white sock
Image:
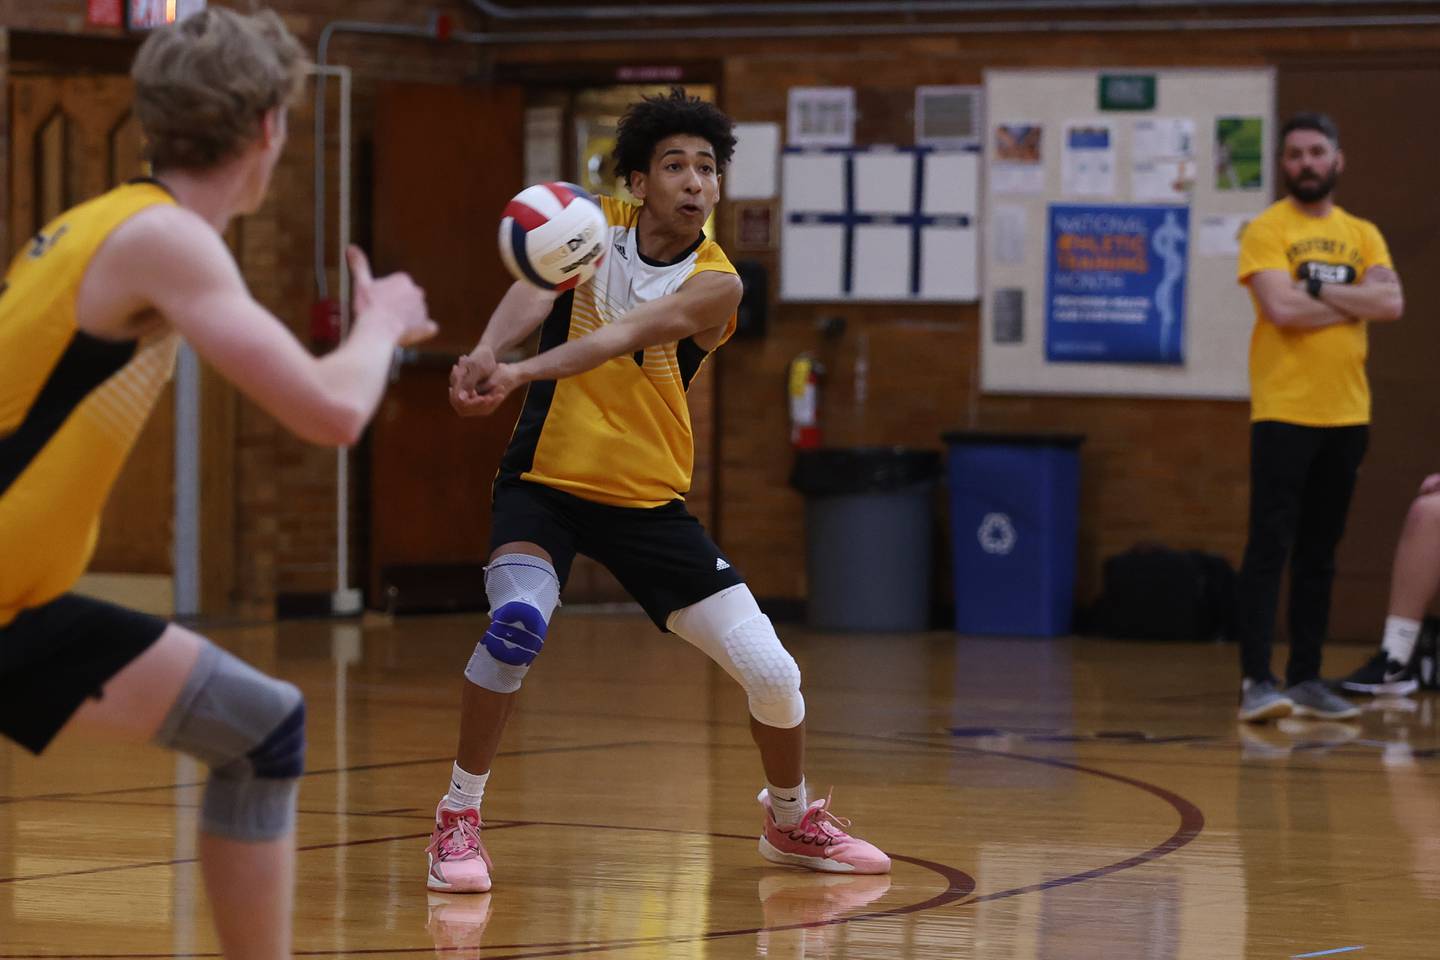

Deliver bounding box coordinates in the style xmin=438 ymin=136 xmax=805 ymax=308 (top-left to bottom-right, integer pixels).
xmin=1382 ymin=616 xmax=1421 ymax=665
xmin=767 ymin=778 xmax=808 ymax=828
xmin=443 ymin=763 xmax=489 ymax=812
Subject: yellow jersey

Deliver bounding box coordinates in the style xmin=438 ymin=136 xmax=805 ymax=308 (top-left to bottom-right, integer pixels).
xmin=499 ymin=196 xmax=738 ymax=508
xmin=0 ymin=181 xmax=179 ymax=626
xmin=1237 ymin=198 xmax=1392 ymax=426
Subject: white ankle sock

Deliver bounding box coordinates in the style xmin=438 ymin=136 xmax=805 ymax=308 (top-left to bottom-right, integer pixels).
xmin=1382 ymin=616 xmax=1421 ymax=664
xmin=767 ymin=778 xmax=808 ymax=827
xmin=443 ymin=763 xmax=489 ymax=812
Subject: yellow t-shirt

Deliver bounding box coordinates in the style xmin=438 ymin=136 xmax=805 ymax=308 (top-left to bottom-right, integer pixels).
xmin=1237 ymin=198 xmax=1392 ymax=426
xmin=499 ymin=196 xmax=738 ymax=507
xmin=0 ymin=181 xmax=179 ymax=626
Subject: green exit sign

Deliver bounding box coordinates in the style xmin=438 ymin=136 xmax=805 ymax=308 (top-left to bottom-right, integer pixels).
xmin=1099 ymin=74 xmax=1156 ymax=111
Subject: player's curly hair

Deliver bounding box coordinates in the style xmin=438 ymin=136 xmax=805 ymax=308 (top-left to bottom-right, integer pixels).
xmin=612 ymin=88 xmax=737 ymax=190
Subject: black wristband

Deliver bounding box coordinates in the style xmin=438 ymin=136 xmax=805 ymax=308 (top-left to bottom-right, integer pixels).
xmin=1306 ymin=274 xmax=1324 ymax=300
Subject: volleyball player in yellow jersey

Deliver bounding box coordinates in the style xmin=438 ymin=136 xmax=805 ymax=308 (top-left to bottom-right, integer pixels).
xmin=434 ymin=89 xmax=890 ymax=893
xmin=0 ymin=11 xmax=433 ymax=959
xmin=1234 ymin=113 xmax=1404 ymax=723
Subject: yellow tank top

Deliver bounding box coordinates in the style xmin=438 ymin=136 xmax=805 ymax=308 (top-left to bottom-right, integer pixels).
xmin=0 ymin=181 xmax=179 ymax=626
xmin=499 ymin=196 xmax=738 ymax=507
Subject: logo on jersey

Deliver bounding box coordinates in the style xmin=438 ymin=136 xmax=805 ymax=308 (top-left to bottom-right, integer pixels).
xmin=28 ymin=224 xmax=69 ymax=259
xmin=715 ymin=558 xmax=731 ymax=571
xmin=1296 ymin=261 xmax=1357 ymax=285
xmin=614 ymin=238 xmax=628 ymax=261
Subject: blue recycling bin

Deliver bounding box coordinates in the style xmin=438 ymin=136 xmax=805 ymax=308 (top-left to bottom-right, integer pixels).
xmin=943 ymin=432 xmax=1083 ymax=636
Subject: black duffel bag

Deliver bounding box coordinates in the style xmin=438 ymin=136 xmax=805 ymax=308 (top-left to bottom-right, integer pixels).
xmin=1087 ymin=544 xmax=1236 ymax=643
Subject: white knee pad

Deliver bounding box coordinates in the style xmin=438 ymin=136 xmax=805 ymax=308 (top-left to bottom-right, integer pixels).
xmin=667 ymin=585 xmax=805 ymax=729
xmin=465 ymin=555 xmax=561 ymax=693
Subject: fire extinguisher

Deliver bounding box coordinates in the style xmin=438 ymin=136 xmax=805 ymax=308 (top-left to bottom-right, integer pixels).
xmin=788 ymin=353 xmax=823 ymax=449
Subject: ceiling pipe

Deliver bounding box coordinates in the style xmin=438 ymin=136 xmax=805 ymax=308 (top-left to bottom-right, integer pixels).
xmin=468 ymin=0 xmax=1440 ymax=22
xmin=456 ymin=13 xmax=1440 ymax=43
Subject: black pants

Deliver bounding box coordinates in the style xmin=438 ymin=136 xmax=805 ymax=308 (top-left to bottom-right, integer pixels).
xmin=1236 ymin=421 xmax=1368 ymax=686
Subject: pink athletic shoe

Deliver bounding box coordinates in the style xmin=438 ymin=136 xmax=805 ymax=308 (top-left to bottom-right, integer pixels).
xmin=425 ymin=802 xmax=493 ymax=892
xmin=757 ymin=789 xmax=892 ymax=875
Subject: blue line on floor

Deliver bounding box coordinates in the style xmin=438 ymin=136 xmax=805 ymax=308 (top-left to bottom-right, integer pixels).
xmin=1293 ymin=947 xmax=1364 ymax=959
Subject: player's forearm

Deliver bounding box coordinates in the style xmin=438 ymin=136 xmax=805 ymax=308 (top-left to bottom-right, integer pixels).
xmin=512 ymin=322 xmax=634 ymax=383
xmin=1319 ymin=281 xmax=1403 ymax=322
xmin=1263 ymin=287 xmax=1354 ymax=330
xmin=310 ymin=314 xmax=406 ymax=444
xmin=475 ymin=283 xmax=555 ymax=357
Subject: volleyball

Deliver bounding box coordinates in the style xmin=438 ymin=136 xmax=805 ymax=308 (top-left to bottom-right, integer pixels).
xmin=498 ymin=182 xmax=608 ymax=291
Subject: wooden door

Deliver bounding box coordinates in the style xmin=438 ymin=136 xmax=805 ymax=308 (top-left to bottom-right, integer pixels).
xmin=1278 ymin=61 xmax=1440 ymax=641
xmin=8 ymin=75 xmax=173 ymax=577
xmin=369 ymin=83 xmax=527 ymax=609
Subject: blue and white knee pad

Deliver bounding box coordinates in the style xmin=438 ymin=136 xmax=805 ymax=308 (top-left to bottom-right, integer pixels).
xmin=465 ymin=555 xmax=561 ymax=693
xmin=667 ymin=585 xmax=805 ymax=729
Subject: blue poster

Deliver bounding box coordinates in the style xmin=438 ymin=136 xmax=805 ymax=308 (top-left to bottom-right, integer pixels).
xmin=1045 ymin=204 xmax=1189 ymax=364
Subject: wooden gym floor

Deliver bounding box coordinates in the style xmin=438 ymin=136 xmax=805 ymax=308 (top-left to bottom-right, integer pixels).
xmin=2 ymin=611 xmax=1437 ymax=959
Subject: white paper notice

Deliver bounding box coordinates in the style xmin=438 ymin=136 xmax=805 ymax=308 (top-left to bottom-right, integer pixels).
xmin=787 ymin=87 xmax=855 ymax=147
xmin=1133 ymin=160 xmax=1196 ymax=202
xmin=1132 ymin=117 xmax=1195 ymax=164
xmin=1131 ymin=117 xmax=1196 ymax=202
xmin=1061 ymin=121 xmax=1115 ymax=197
xmin=728 ymin=122 xmax=780 ymax=199
xmin=992 ymin=204 xmax=1027 ymax=265
xmin=1197 ymin=213 xmax=1253 ymax=257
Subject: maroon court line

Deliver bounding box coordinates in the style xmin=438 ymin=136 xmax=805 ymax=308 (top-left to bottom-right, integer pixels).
xmin=0 ymin=741 xmax=654 ymax=807
xmin=0 ymin=737 xmax=1205 ymax=960
xmin=38 ymin=796 xmax=426 ymax=821
xmin=0 ymin=824 xmax=971 ymax=960
xmin=0 ymin=823 xmax=531 ymax=887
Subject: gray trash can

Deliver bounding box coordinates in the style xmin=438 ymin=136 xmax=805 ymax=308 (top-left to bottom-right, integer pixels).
xmin=789 ymin=447 xmax=941 ymax=632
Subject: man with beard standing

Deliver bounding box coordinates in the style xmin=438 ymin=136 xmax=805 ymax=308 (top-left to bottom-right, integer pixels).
xmin=1234 ymin=112 xmax=1404 ymax=723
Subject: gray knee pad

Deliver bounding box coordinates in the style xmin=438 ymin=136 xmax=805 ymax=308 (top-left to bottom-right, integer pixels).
xmin=153 ymin=642 xmax=305 ymax=842
xmin=465 ymin=555 xmax=560 ymax=693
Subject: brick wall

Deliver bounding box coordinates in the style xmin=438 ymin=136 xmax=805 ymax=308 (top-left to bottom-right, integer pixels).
xmin=486 ymin=17 xmax=1440 ymax=611
xmin=7 ymin=4 xmax=1438 ymax=616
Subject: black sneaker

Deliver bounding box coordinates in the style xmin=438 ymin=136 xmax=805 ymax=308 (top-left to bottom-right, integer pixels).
xmin=1338 ymin=649 xmax=1420 ymax=696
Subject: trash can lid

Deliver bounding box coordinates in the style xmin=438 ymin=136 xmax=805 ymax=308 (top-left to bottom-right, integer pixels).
xmin=790 ymin=446 xmax=942 ymax=496
xmin=941 ymin=430 xmax=1084 ymax=447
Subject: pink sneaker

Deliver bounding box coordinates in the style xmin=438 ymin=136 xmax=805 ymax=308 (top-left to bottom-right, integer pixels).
xmin=425 ymin=802 xmax=493 ymax=892
xmin=757 ymin=789 xmax=892 ymax=875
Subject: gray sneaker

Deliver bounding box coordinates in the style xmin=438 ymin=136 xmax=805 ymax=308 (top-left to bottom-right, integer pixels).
xmin=1238 ymin=679 xmax=1294 ymax=723
xmin=1285 ymin=679 xmax=1361 ymax=720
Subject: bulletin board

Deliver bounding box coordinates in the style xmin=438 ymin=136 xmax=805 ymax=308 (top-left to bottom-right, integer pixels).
xmin=981 ymin=68 xmax=1275 ymax=398
xmin=780 ymin=145 xmax=980 ymax=302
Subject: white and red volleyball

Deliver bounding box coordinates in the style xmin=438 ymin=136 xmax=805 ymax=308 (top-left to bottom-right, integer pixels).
xmin=498 ymin=182 xmax=607 ymax=291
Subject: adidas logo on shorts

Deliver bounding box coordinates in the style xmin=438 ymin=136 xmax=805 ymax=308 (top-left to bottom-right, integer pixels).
xmin=715 ymin=558 xmax=731 ymax=571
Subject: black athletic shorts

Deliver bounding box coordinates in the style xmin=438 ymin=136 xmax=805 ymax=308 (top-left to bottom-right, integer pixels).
xmin=0 ymin=593 xmax=168 ymax=755
xmin=490 ymin=479 xmax=745 ymax=630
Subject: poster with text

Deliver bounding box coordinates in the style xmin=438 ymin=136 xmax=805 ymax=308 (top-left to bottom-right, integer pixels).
xmin=1061 ymin=122 xmax=1115 ymax=197
xmin=1045 ymin=204 xmax=1189 ymax=364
